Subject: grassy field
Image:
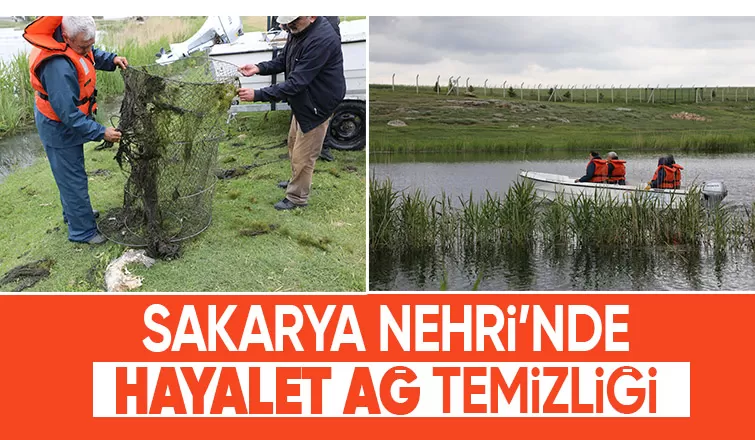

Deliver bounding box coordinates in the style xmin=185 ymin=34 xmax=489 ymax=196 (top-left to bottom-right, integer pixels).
xmin=0 ymin=111 xmax=366 ymax=292
xmin=370 ymin=85 xmax=755 ymax=153
xmin=0 ymin=20 xmax=23 ymax=29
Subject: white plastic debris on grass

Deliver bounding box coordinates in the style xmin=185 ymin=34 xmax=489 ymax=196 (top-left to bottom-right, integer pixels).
xmin=104 ymin=249 xmax=156 ymax=292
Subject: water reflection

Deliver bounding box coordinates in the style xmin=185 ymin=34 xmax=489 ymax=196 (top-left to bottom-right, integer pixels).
xmin=370 ymin=244 xmax=755 ymax=291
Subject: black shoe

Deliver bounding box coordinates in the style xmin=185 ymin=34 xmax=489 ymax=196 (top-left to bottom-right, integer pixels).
xmin=319 ymin=147 xmax=335 ymax=162
xmin=64 ymin=210 xmax=100 ymax=224
xmin=274 ymin=198 xmax=307 ymax=210
xmin=277 ymin=180 xmax=289 ymax=189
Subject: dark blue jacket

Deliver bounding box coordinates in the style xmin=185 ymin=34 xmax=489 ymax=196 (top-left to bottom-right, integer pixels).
xmin=34 ymin=27 xmax=118 ymax=148
xmin=253 ymin=17 xmax=346 ymax=133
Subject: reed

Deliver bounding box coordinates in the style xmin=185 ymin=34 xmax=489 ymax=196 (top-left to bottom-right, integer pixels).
xmin=369 ymin=177 xmax=399 ymax=249
xmin=0 ymin=54 xmax=33 ymax=137
xmin=370 ymin=178 xmax=755 ymax=260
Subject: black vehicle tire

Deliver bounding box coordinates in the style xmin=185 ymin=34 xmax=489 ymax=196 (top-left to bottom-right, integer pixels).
xmin=324 ymin=100 xmax=366 ymax=151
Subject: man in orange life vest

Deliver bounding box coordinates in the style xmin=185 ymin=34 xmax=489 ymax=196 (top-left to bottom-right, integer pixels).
xmin=575 ymin=151 xmax=608 ymax=183
xmin=24 ymin=16 xmax=128 ymax=244
xmin=650 ymin=155 xmax=683 ymax=189
xmin=606 ymin=151 xmax=626 ymax=185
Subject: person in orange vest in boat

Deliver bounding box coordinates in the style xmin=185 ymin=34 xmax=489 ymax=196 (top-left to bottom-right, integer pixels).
xmin=650 ymin=155 xmax=683 ymax=189
xmin=24 ymin=16 xmax=128 ymax=244
xmin=575 ymin=151 xmax=608 ymax=183
xmin=666 ymin=155 xmax=683 ymax=188
xmin=606 ymin=151 xmax=626 ymax=185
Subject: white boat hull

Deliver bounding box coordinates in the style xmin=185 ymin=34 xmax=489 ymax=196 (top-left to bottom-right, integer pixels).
xmin=519 ymin=171 xmax=690 ymax=207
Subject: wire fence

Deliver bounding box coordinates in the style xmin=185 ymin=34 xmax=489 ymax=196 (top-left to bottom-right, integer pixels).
xmin=376 ymin=75 xmax=755 ymax=104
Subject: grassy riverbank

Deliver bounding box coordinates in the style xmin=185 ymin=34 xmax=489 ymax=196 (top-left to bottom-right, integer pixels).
xmin=0 ymin=111 xmax=366 ymax=292
xmin=370 ymin=85 xmax=755 ymax=153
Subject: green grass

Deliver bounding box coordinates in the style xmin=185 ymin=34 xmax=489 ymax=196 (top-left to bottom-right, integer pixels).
xmin=0 ymin=20 xmax=24 ymax=29
xmin=0 ymin=111 xmax=366 ymax=292
xmin=0 ymin=54 xmax=34 ymax=137
xmin=370 ymin=85 xmax=755 ymax=153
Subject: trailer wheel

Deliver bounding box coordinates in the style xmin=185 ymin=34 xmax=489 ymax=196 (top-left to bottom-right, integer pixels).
xmin=324 ymin=100 xmax=365 ymax=151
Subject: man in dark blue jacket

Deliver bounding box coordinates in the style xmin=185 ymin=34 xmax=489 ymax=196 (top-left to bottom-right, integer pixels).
xmin=27 ymin=16 xmax=127 ymax=243
xmin=238 ymin=16 xmax=346 ymax=210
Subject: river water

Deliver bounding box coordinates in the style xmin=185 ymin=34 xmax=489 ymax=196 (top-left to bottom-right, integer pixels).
xmin=370 ymin=151 xmax=755 ymax=291
xmin=0 ymin=99 xmax=121 ymax=183
xmin=0 ymin=27 xmax=27 ymax=62
xmin=0 ymin=25 xmax=112 ymax=62
xmin=370 ymin=151 xmax=753 ymax=206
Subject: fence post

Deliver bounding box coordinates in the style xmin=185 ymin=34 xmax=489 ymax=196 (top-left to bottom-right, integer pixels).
xmin=584 ymin=84 xmax=587 ymax=103
xmin=520 ymin=82 xmax=524 ymax=100
xmin=735 ymin=87 xmax=738 ymax=102
xmin=484 ymin=79 xmax=488 ymax=96
xmin=503 ymin=81 xmax=507 ymax=97
xmin=537 ymin=83 xmax=541 ymax=102
xmin=611 ymin=84 xmax=614 ymax=103
xmin=416 ymin=74 xmax=419 ymax=94
xmin=436 ymin=75 xmax=441 ymax=95
xmin=392 ymin=73 xmax=395 ymax=92
xmin=596 ymin=85 xmax=600 ymax=103
xmin=456 ymin=76 xmax=461 ymax=96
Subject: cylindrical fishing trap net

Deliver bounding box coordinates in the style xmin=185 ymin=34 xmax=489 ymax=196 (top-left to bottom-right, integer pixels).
xmin=98 ymin=56 xmax=239 ymax=258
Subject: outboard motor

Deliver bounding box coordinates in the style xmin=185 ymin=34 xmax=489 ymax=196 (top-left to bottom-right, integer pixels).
xmin=701 ymin=181 xmax=728 ymax=208
xmin=156 ymin=16 xmax=244 ymax=65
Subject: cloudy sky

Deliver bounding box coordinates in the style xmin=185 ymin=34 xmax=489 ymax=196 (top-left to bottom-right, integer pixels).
xmin=370 ymin=17 xmax=755 ymax=88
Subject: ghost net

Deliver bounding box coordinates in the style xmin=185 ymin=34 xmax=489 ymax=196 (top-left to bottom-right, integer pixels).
xmin=98 ymin=56 xmax=239 ymax=258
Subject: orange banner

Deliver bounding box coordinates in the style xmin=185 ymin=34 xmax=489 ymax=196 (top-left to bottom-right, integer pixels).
xmin=0 ymin=294 xmax=750 ymax=438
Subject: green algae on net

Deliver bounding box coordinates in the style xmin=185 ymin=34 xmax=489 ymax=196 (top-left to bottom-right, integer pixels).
xmin=97 ymin=56 xmax=240 ymax=259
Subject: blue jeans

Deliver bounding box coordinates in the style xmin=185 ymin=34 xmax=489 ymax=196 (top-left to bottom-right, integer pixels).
xmin=43 ymin=143 xmax=98 ymax=242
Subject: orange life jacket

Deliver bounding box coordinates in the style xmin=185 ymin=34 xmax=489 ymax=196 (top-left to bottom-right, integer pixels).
xmin=652 ymin=164 xmax=682 ymax=189
xmin=607 ymin=159 xmax=626 ymax=183
xmin=588 ymin=158 xmax=608 ymax=183
xmin=23 ymin=16 xmax=98 ymax=122
xmin=670 ymin=163 xmax=683 ymax=188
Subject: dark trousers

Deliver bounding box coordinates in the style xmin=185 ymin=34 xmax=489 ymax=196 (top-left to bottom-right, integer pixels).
xmin=43 ymin=143 xmax=97 ymax=242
